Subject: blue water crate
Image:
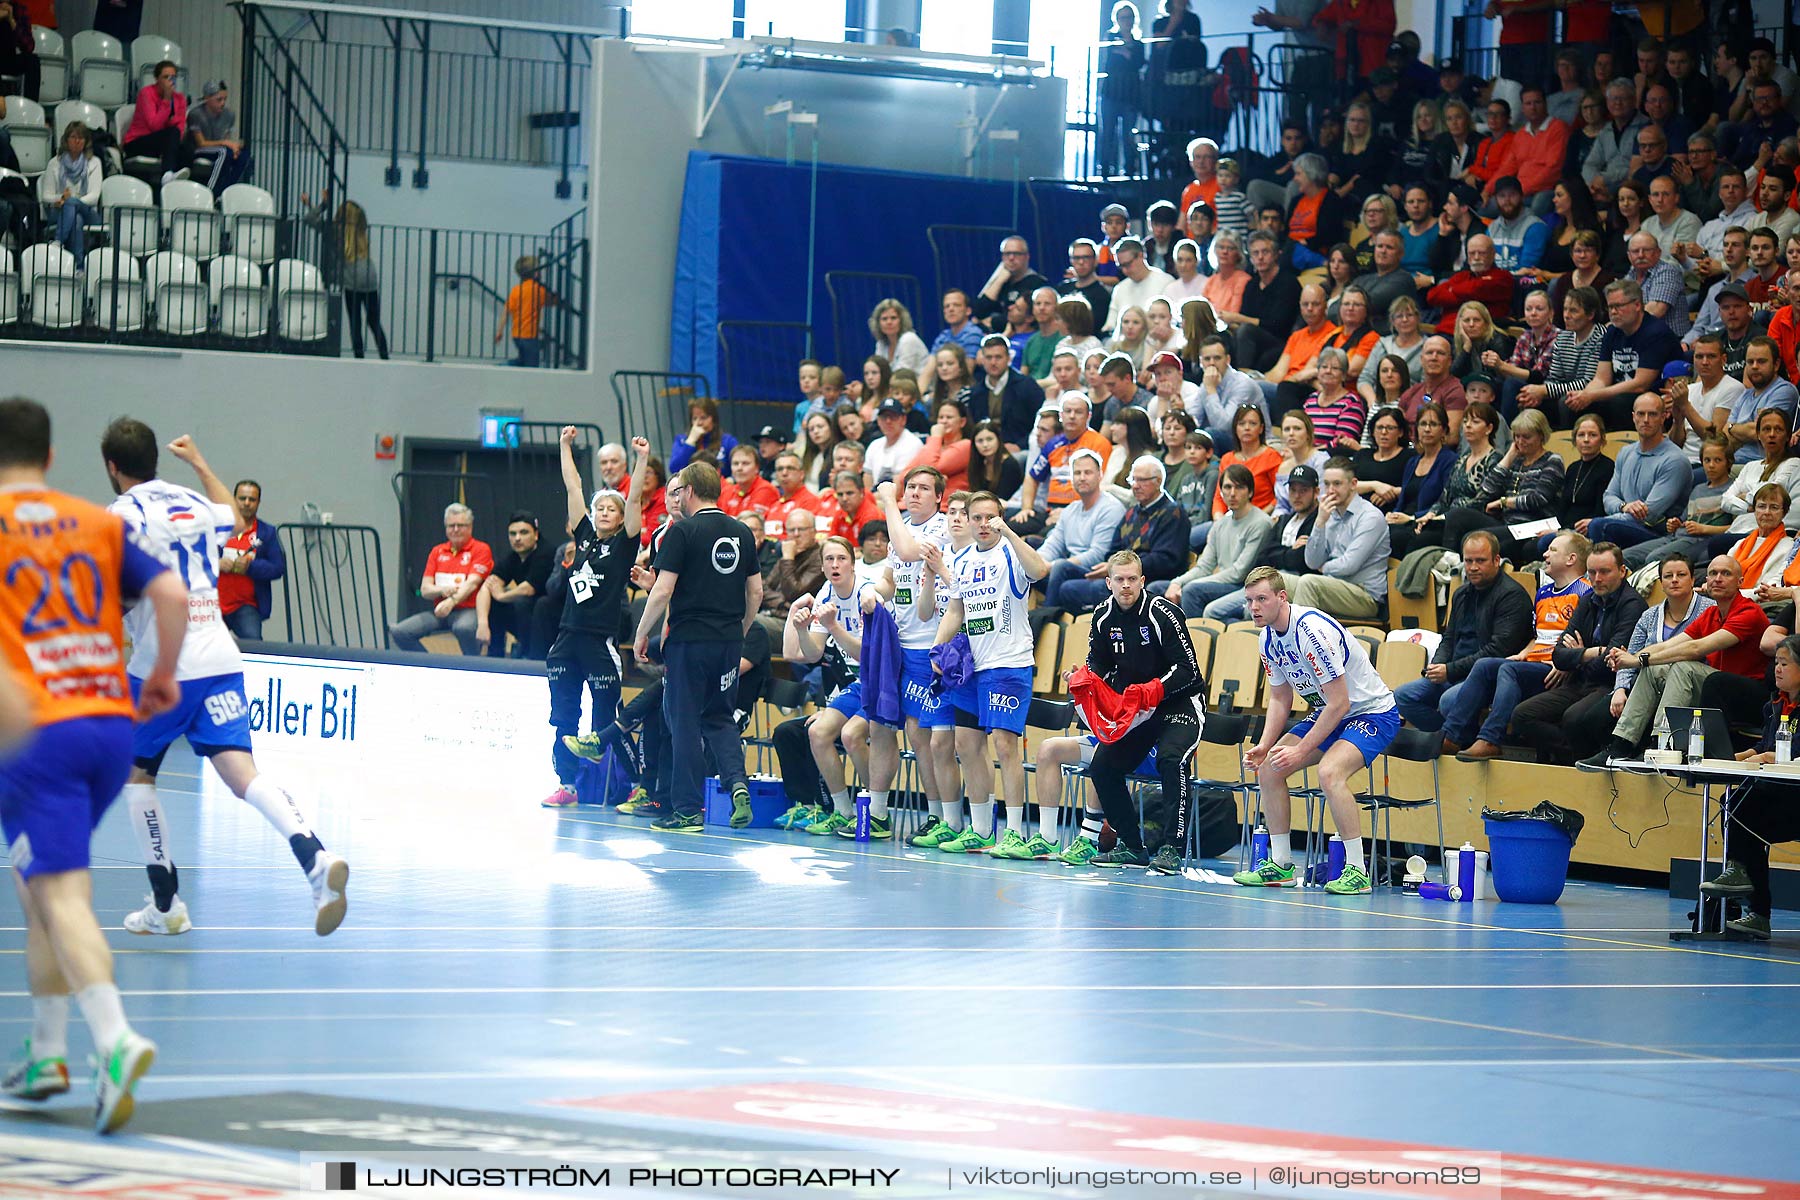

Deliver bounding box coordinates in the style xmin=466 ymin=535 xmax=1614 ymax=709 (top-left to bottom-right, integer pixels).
xmin=703 ymin=775 xmax=788 ymax=828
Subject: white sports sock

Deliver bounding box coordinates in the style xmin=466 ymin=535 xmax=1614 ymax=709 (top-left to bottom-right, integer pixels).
xmin=75 ymin=984 xmax=129 ymax=1051
xmin=1038 ymin=806 xmax=1058 ymax=843
xmin=1005 ymin=805 xmax=1025 ymax=837
xmin=870 ymin=791 xmax=889 ymax=819
xmin=242 ymin=776 xmax=314 ymax=841
xmin=829 ymin=789 xmax=853 ymax=817
xmin=31 ymin=995 xmax=68 ymax=1060
xmin=942 ymin=801 xmax=965 ymax=832
xmin=1269 ymin=833 xmax=1293 ymax=866
xmin=969 ymin=801 xmax=994 ymax=838
xmin=122 ymin=784 xmax=170 ymax=869
xmin=927 ymin=800 xmax=943 ymax=820
xmin=1342 ymin=837 xmax=1365 ymax=871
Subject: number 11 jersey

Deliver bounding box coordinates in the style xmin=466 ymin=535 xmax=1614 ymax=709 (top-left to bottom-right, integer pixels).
xmin=110 ymin=480 xmax=242 ymax=681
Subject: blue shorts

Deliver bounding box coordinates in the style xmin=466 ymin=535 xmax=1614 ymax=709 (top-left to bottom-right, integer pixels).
xmin=130 ymin=672 xmax=255 ymax=772
xmin=895 ymin=648 xmax=951 ymax=730
xmin=1 ymin=716 xmax=132 ymax=879
xmin=1079 ymin=734 xmax=1157 ymax=776
xmin=827 ymin=680 xmax=865 ymax=720
xmin=950 ymin=666 xmax=1034 ymax=735
xmin=1290 ymin=707 xmax=1401 ymax=767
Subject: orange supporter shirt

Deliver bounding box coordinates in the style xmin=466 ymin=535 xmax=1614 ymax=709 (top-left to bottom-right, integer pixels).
xmin=1215 ymin=445 xmax=1283 ymax=516
xmin=506 ymin=279 xmax=553 ymax=339
xmin=1045 ymin=429 xmax=1114 ymax=507
xmin=1282 ymin=321 xmax=1341 ymax=375
xmin=1288 ymin=191 xmax=1326 ymax=246
xmin=0 ymin=486 xmax=154 ymax=724
xmin=721 ymin=475 xmax=780 ymax=521
xmin=1179 ymin=179 xmax=1221 ymax=230
xmin=421 ymin=539 xmax=493 ymax=609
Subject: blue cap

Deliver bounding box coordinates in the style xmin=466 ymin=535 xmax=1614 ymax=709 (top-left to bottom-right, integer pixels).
xmin=1662 ymin=360 xmax=1692 ymax=379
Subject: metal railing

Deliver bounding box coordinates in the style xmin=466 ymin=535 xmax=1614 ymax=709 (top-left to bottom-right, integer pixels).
xmin=276 ymin=523 xmax=390 ymax=650
xmin=1 ymin=211 xmax=587 ymax=369
xmin=611 ymin=372 xmax=712 ymax=462
xmin=237 ymin=1 xmax=350 ymax=223
xmin=717 ymin=320 xmax=813 ymax=437
xmin=234 ymin=0 xmax=623 ymax=197
xmin=824 ymin=270 xmax=922 ymax=371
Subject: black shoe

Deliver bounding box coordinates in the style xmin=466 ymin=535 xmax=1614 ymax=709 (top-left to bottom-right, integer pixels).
xmin=650 ymin=812 xmax=703 ymax=834
xmin=1091 ymin=845 xmax=1147 ymax=868
xmin=1147 ymin=846 xmax=1183 ymax=875
xmin=1576 ymin=741 xmax=1628 ymax=773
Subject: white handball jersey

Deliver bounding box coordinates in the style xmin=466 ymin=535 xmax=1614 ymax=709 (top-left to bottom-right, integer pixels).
xmin=1259 ymin=604 xmax=1393 ymax=717
xmin=810 ymin=577 xmax=876 ymax=682
xmin=886 ymin=511 xmax=949 ymax=649
xmin=952 ymin=539 xmax=1034 ymax=671
xmin=111 ymin=480 xmax=243 ymax=682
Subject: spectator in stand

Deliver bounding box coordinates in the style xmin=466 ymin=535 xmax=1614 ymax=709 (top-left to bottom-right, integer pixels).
xmin=973 ymin=237 xmax=1049 ymax=334
xmin=1222 ymin=230 xmax=1302 ymax=372
xmin=1166 ymin=233 xmax=1210 ymax=301
xmin=596 ymin=442 xmax=631 ymax=496
xmin=1263 ymin=283 xmax=1339 ymax=417
xmin=1483 ymin=288 xmax=1558 ymax=417
xmin=1052 ymin=293 xmax=1105 ymax=371
xmin=1597 ymin=564 xmax=1720 ymax=762
xmin=1563 ymin=91 xmax=1610 ymax=181
xmin=1463 ymin=99 xmax=1517 ymax=193
xmin=1022 ymin=288 xmax=1064 ymax=382
xmin=1399 ymin=183 xmax=1441 ymax=277
xmin=820 ymin=471 xmax=882 ymax=542
xmin=796 ymin=410 xmax=838 ymax=494
xmin=1427 ymin=183 xmax=1490 ymax=281
xmin=1323 ymin=244 xmax=1359 ymax=319
xmin=1107 ymin=305 xmax=1152 ymax=375
xmin=1430 ymin=100 xmax=1485 ymax=191
xmin=216 ymin=479 xmax=286 ymax=643
xmin=1395 ymin=334 xmax=1462 ymax=431
xmin=1095 ymin=354 xmax=1156 ymax=433
xmin=0 ymin=1 xmax=37 ymax=102
xmin=1445 ymin=408 xmax=1565 ymax=559
xmin=863 ymin=398 xmax=924 ymax=489
xmin=1688 ymin=169 xmax=1759 ymax=268
xmin=1286 ymin=154 xmax=1346 ymax=268
xmin=1104 ymin=237 xmax=1174 ymax=335
xmin=1486 ymin=176 xmax=1548 ymax=273
xmin=967 ymin=419 xmax=1023 ymax=502
xmin=1642 ymin=175 xmax=1702 ymax=267
xmin=1213 ymin=159 xmax=1251 ymax=239
xmin=1352 ymin=194 xmax=1399 ymax=275
xmin=1721 ymin=338 xmax=1800 ymax=465
xmin=1274 ymin=410 xmax=1331 ymax=516
xmin=1601 ymin=179 xmax=1649 ymax=275
xmin=499 ymin=257 xmax=558 ymax=368
xmin=926 ymin=344 xmax=973 ymax=412
xmin=1585 ymin=79 xmax=1651 ymax=189
xmin=765 ymin=451 xmax=821 ymax=539
xmin=1188 ymin=334 xmax=1265 ymax=453
xmin=1722 ymin=79 xmax=1800 ymax=171
xmin=1201 ymin=231 xmax=1251 ymax=316
xmin=1392 ymin=399 xmax=1503 ymax=556
xmin=1160 ymin=463 xmax=1273 ymax=616
xmin=1014 ymin=393 xmax=1114 ymax=535
xmin=1351 ymin=231 xmax=1419 ymax=336
xmin=1443 ymin=529 xmax=1592 ymax=758
xmin=1427 ymin=233 xmax=1512 ymax=332
xmin=1049 ymin=456 xmax=1190 ymax=614
xmin=1548 ymin=229 xmax=1615 ymax=319
xmin=1685 ymin=230 xmax=1756 ymax=345
xmin=1323 ymin=285 xmax=1381 ymax=387
xmin=1744 ymin=226 xmax=1785 ymax=304
xmin=1665 ymin=339 xmax=1745 ymax=479
xmin=475 ymin=510 xmax=555 ymax=660
xmin=1450 ymin=301 xmax=1514 ymax=384
xmin=1158 ymin=406 xmax=1196 ymax=494
xmin=755 ymin=426 xmax=787 ymax=480
xmin=123 ymin=60 xmax=190 ymax=186
xmin=1173 ymin=429 xmax=1217 ymax=543
xmin=1329 ymin=102 xmax=1394 ymax=203
xmin=668 ymin=396 xmax=735 ymax=474
xmin=390 ymin=503 xmax=493 ymax=654
xmin=1096 ymin=3 xmax=1144 ymax=177
xmin=1753 ymin=172 xmax=1800 ymax=246
xmin=1546 ymin=50 xmax=1590 ymax=129
xmin=1097 ymin=203 xmax=1130 ymax=278
xmin=40 ymin=122 xmax=101 ymax=264
xmin=1676 ymin=131 xmax=1729 ymax=220
xmin=186 ymin=81 xmax=251 ymax=193
xmin=968 ymin=332 xmax=1043 ymax=451
xmin=1629 ymin=121 xmax=1677 ymax=192
xmin=1529 ymin=285 xmax=1608 ymax=433
xmin=757 ymin=509 xmax=825 ymax=634
xmin=1527 ymin=182 xmax=1602 ymax=288
xmin=912 ymin=398 xmax=971 ymax=497
xmin=1310 ymin=0 xmax=1394 ymax=86
xmin=871 ymin=299 xmax=931 ymax=376
xmin=1393 ymin=528 xmax=1532 ymax=732
xmin=1302 ymin=347 xmax=1368 ymax=455
xmin=1353 ymin=405 xmax=1411 ymax=509
xmin=932 ymin=289 xmax=985 ymax=359
xmin=1274 ymin=456 xmax=1389 ymax=619
xmin=1246 ymin=121 xmax=1311 ymax=215
xmin=1585 ymin=391 xmax=1696 ymax=550
xmin=1563 ymin=278 xmax=1679 ymax=431
xmin=1395 ymin=101 xmax=1442 ymax=191
xmin=1215 ymin=404 xmax=1283 ymax=519
xmin=1580 ymin=555 xmax=1772 ymax=768
xmin=1511 ymin=540 xmax=1649 ymax=763
xmin=1179 ymin=136 xmax=1222 ymax=220
xmin=301 ymin=194 xmax=389 ymax=361
xmin=1060 ymin=240 xmax=1113 ymax=331
xmin=1037 ymin=449 xmax=1127 ymax=608
xmin=721 ymin=444 xmax=779 ymax=521
xmin=1357 ymin=295 xmax=1425 ymax=402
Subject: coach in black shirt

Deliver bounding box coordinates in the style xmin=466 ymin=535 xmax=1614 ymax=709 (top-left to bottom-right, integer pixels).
xmin=635 ymin=461 xmax=762 ymax=834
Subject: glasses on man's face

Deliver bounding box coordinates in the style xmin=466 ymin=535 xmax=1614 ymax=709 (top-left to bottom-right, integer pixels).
xmin=1002 ymin=250 xmax=1026 ymax=258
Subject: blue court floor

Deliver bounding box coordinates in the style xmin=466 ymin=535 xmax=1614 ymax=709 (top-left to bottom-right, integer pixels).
xmin=3 ymin=743 xmax=1798 ymax=1197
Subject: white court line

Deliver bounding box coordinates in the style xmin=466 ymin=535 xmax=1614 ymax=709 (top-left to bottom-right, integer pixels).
xmin=76 ymin=945 xmax=1690 ymax=955
xmin=5 ymin=981 xmax=1791 ymax=999
xmin=0 ymin=924 xmax=1656 ymax=933
xmin=74 ymin=1055 xmax=1800 ymax=1085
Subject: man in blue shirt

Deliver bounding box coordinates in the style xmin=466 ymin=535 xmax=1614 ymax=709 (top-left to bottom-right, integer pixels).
xmin=1563 ymin=278 xmax=1681 ymax=430
xmin=929 ymin=290 xmax=984 ymax=359
xmin=1721 ymin=338 xmax=1800 ymax=463
xmin=1584 ymin=393 xmax=1695 ymax=549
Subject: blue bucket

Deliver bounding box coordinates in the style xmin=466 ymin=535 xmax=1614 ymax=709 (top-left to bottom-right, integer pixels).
xmin=1483 ymin=818 xmax=1574 ymax=904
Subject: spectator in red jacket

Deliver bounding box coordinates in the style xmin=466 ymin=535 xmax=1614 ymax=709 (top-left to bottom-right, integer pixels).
xmin=1463 ymin=98 xmax=1516 ymax=191
xmin=1427 ymin=234 xmax=1514 ymax=332
xmin=1311 ymin=0 xmax=1395 ymax=85
xmin=122 ymin=60 xmax=189 ymax=184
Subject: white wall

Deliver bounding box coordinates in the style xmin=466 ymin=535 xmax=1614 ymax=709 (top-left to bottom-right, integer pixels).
xmin=346 ymin=153 xmax=587 ymax=233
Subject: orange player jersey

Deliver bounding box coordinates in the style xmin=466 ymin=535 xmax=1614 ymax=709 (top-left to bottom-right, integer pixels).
xmin=0 ymin=485 xmax=168 ymax=724
xmin=1523 ymin=576 xmax=1591 ymax=664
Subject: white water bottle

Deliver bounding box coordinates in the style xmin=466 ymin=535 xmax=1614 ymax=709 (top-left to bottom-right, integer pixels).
xmin=1653 ymin=710 xmax=1672 ymax=754
xmin=1780 ymin=717 xmax=1794 ymax=765
xmin=1686 ymin=708 xmax=1705 ymax=765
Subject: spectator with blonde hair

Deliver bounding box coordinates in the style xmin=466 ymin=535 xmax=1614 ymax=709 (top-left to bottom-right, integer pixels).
xmin=870 ymin=298 xmax=931 ymax=374
xmin=40 ymin=120 xmax=100 ymax=263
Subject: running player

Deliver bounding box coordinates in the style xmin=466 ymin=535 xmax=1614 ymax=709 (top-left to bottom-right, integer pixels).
xmin=915 ymin=491 xmax=975 ymax=842
xmin=930 ymin=491 xmax=1051 ymax=854
xmin=0 ymin=397 xmax=186 ymax=1131
xmin=1235 ymin=566 xmax=1398 ymax=895
xmin=779 ymin=535 xmax=879 ymax=835
xmin=865 ymin=468 xmax=951 ymax=845
xmin=543 ymin=429 xmax=648 ymax=808
xmin=102 ymin=421 xmax=349 ymax=935
xmin=1075 ymin=550 xmax=1207 ymax=871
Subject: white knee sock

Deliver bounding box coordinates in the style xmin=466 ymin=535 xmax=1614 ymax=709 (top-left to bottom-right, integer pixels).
xmin=829 ymin=789 xmax=853 ymax=817
xmin=75 ymin=984 xmax=129 ymax=1050
xmin=927 ymin=800 xmax=943 ymax=820
xmin=870 ymin=790 xmax=889 ymax=819
xmin=1038 ymin=806 xmax=1058 ymax=843
xmin=1005 ymin=805 xmax=1025 ymax=837
xmin=1269 ymin=833 xmax=1293 ymax=865
xmin=31 ymin=995 xmax=68 ymax=1060
xmin=123 ymin=784 xmax=171 ymax=870
xmin=969 ymin=800 xmax=994 ymax=837
xmin=1342 ymin=837 xmax=1365 ymax=871
xmin=242 ymin=776 xmax=314 ymax=842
